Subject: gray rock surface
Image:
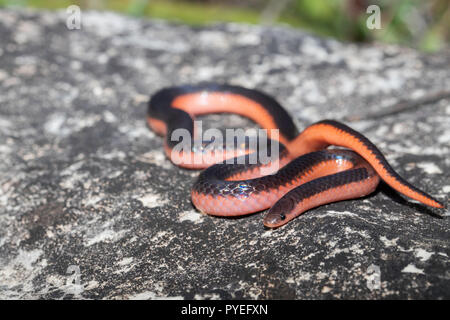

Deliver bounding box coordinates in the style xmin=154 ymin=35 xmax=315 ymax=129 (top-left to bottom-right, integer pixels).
xmin=0 ymin=9 xmax=449 ymax=299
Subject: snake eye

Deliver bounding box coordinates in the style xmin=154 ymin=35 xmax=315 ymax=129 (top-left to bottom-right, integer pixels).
xmin=279 ymin=213 xmax=286 ymax=220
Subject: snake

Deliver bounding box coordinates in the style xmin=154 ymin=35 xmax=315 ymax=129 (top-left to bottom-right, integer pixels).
xmin=147 ymin=83 xmax=444 ymax=228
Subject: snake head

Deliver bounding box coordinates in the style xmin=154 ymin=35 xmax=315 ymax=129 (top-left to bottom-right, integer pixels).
xmin=263 ymin=212 xmax=286 ymax=228
xmin=263 ymin=196 xmax=295 ymax=228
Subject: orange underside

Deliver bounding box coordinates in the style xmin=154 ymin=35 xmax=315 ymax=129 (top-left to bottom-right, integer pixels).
xmin=290 ymin=123 xmax=443 ymax=208
xmin=263 ymin=175 xmax=381 ymax=228
xmin=172 ymin=92 xmax=291 ymax=146
xmin=191 ymin=157 xmax=379 ymax=217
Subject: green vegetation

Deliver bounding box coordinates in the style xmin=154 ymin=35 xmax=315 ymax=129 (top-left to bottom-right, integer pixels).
xmin=0 ymin=0 xmax=448 ymax=51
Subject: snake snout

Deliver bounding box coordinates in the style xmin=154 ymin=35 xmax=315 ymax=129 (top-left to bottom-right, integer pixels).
xmin=263 ymin=201 xmax=289 ymax=228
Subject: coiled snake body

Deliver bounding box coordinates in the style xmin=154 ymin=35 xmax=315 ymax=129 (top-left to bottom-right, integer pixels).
xmin=147 ymin=83 xmax=443 ymax=227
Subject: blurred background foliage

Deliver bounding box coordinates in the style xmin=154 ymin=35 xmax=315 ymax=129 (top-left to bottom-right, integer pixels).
xmin=0 ymin=0 xmax=448 ymax=52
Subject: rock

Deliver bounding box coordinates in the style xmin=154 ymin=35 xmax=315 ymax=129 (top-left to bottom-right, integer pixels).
xmin=0 ymin=8 xmax=448 ymax=299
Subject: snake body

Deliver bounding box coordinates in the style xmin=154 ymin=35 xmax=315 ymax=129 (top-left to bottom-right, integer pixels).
xmin=147 ymin=83 xmax=443 ymax=227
